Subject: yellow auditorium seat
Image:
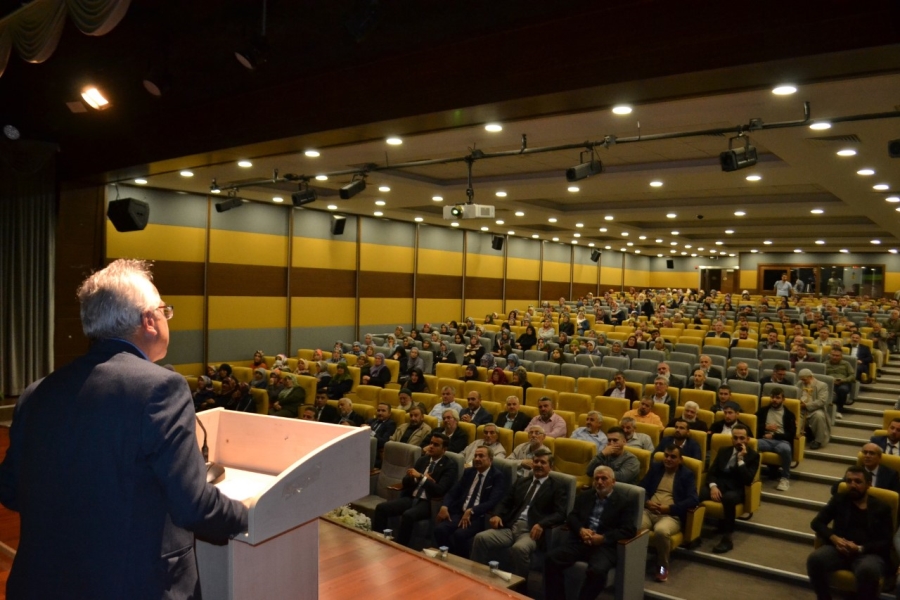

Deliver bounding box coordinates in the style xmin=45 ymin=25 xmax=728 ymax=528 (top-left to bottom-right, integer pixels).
xmin=577 ymin=378 xmax=607 ymax=398
xmin=525 ymin=387 xmax=558 ymax=407
xmin=553 ymin=438 xmax=597 ymax=488
xmin=545 ymin=375 xmax=576 ymax=394
xmin=594 ymin=396 xmax=630 ymax=421
xmin=558 ymin=392 xmax=592 ymax=416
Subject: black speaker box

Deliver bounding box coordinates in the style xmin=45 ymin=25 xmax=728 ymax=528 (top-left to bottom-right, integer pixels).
xmin=331 ymin=216 xmax=347 ymax=235
xmin=590 ymin=249 xmax=601 ymax=263
xmin=107 ymin=198 xmax=149 ymax=232
xmin=491 ymin=235 xmax=504 ymax=250
xmin=889 ymin=139 xmax=900 ymax=158
xmin=666 ymin=259 xmax=674 ymax=269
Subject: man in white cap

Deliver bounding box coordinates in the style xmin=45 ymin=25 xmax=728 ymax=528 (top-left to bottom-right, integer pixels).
xmin=798 ymin=368 xmax=830 ymax=450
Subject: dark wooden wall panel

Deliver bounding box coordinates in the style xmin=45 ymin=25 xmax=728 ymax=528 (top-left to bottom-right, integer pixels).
xmin=542 ymin=281 xmax=569 ymax=301
xmin=572 ymin=283 xmax=597 ymax=298
xmin=359 ymin=271 xmax=414 ymax=298
xmin=506 ymin=279 xmax=540 ymax=299
xmin=292 ymin=267 xmax=356 ymax=298
xmin=417 ymin=275 xmax=462 ymax=299
xmin=207 ymin=264 xmax=287 ymax=296
xmin=152 ymin=261 xmax=206 ymax=296
xmin=465 ymin=276 xmax=503 ymax=299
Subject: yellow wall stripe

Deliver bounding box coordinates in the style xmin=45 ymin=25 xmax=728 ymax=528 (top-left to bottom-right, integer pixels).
xmin=417 ymin=248 xmax=463 ymax=276
xmin=164 ymin=295 xmax=205 ymax=331
xmin=507 ymin=257 xmax=540 ymax=280
xmin=573 ymin=263 xmax=598 ymax=285
xmin=542 ymin=261 xmax=570 ymax=282
xmin=291 ymin=297 xmax=357 ymax=327
xmin=293 ymin=237 xmax=358 ymax=270
xmin=208 ymin=296 xmax=287 ymax=329
xmin=107 ymin=222 xmax=206 ymax=262
xmin=209 ymin=230 xmax=288 ymax=267
xmin=466 ymin=253 xmax=504 ymax=278
xmin=359 ymin=243 xmax=414 ymax=272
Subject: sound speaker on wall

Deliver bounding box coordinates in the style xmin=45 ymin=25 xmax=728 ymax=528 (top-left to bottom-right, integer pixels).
xmin=331 ymin=215 xmax=347 ymax=236
xmin=666 ymin=259 xmax=674 ymax=269
xmin=107 ymin=198 xmax=149 ymax=232
xmin=491 ymin=235 xmax=504 ymax=251
xmin=889 ymin=139 xmax=900 ymax=158
xmin=590 ymin=249 xmax=601 ymax=263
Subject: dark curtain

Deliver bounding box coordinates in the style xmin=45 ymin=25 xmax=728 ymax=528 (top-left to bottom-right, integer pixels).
xmin=0 ymin=139 xmax=57 ymax=397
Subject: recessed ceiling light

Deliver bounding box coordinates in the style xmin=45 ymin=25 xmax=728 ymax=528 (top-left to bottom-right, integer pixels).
xmin=374 ymin=211 xmax=383 ymax=217
xmin=639 ymin=235 xmax=646 ymax=240
xmin=710 ymin=249 xmax=717 ymax=254
xmin=658 ymin=253 xmax=664 ymax=257
xmin=725 ymin=230 xmax=734 ymax=234
xmin=871 ymin=239 xmax=882 ymax=244
xmin=896 ymin=207 xmax=900 ymax=212
xmin=548 ymin=217 xmax=557 ymax=223
xmin=691 ymin=253 xmax=698 ymax=257
xmin=815 ymin=240 xmax=825 ymax=245
xmin=650 ymin=181 xmax=663 ymax=187
xmin=507 ymin=230 xmax=515 ymax=235
xmin=552 ymin=237 xmax=559 ymax=242
xmin=745 ymin=175 xmax=761 ymax=181
xmin=681 ymin=251 xmax=687 ymax=255
xmin=315 ymin=174 xmax=328 ymax=181
xmin=496 ymin=220 xmax=505 ymax=225
xmin=433 ymin=195 xmax=443 ymax=202
xmin=671 ymin=231 xmax=679 ymax=235
xmin=621 ymin=232 xmax=629 ymax=237
xmin=635 ymin=250 xmax=641 ymax=254
xmin=772 ymin=85 xmax=797 ymax=95
xmin=599 ymin=228 xmax=608 ymax=233
xmin=378 ymin=186 xmax=391 ymax=192
xmin=134 ymin=178 xmax=147 ymax=185
xmin=305 ymin=150 xmax=320 ymax=157
xmin=857 ymin=168 xmax=875 ymax=176
xmin=697 ymin=247 xmax=704 ymax=251
xmin=386 ymin=137 xmax=402 ymax=145
xmin=763 ymin=240 xmax=772 ymax=245
xmin=568 ymin=186 xmax=580 ymax=193
xmin=496 ymin=191 xmax=507 ymax=197
xmin=890 ymin=249 xmax=899 ymax=254
xmin=840 ymin=248 xmax=849 ymax=253
xmin=588 ymin=243 xmax=595 ymax=247
xmin=575 ymin=223 xmax=584 ymax=228
xmin=626 ymin=241 xmax=633 ymax=246
xmin=605 ymin=246 xmax=612 ymax=250
xmin=604 ymin=215 xmax=614 ymax=221
xmin=482 ymin=226 xmax=490 ymax=232
xmin=81 ymin=86 xmax=110 ymax=110
xmin=670 ymin=241 xmax=677 ymax=246
xmin=809 ymin=122 xmax=831 ymax=130
xmin=886 ymin=196 xmax=900 ymax=203
xmin=273 ymin=196 xmax=284 ymax=203
xmin=728 ymin=253 xmax=736 ymax=257
xmin=238 ymin=160 xmax=252 ymax=168
xmin=666 ymin=213 xmax=677 ymax=218
xmin=572 ymin=240 xmax=579 ymax=245
xmin=874 ymin=184 xmax=890 ymax=191
xmin=532 ymin=234 xmax=539 ymax=239
xmin=685 ymin=244 xmax=692 ymax=249
xmin=750 ymin=249 xmax=758 ymax=253
xmin=375 ymin=200 xmax=386 ymax=206
xmin=327 ymin=204 xmax=338 ymax=210
xmin=451 ymin=222 xmax=460 ymax=227
xmin=515 ymin=211 xmax=525 ymax=216
xmin=415 ymin=217 xmax=424 ymax=222
xmin=810 ymin=209 xmax=824 ymax=214
xmin=655 ymin=238 xmax=663 ymax=243
xmin=210 ymin=188 xmax=221 ymax=194
xmin=794 ymin=249 xmax=803 ymax=253
xmin=612 ymin=105 xmax=632 ymax=115
xmin=574 ymin=233 xmax=582 ymax=238
xmin=180 ymin=170 xmax=193 ymax=177
xmin=485 ymin=123 xmax=503 ymax=132
xmin=836 ymin=149 xmax=857 ymax=157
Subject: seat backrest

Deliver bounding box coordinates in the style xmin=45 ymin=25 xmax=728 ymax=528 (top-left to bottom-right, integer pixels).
xmin=525 ymin=387 xmax=559 ymax=407
xmin=640 ymin=349 xmax=666 ymax=363
xmin=448 ymin=343 xmax=466 ymax=364
xmin=669 ymin=352 xmax=697 ymax=367
xmin=464 ymin=380 xmax=494 ymax=401
xmin=612 ymin=482 xmax=645 ymax=529
xmin=803 ymin=362 xmax=826 ymax=375
xmin=595 ymin=396 xmax=630 ymax=420
xmin=630 ymin=358 xmax=658 ymax=374
xmin=727 ymin=379 xmax=761 ymax=398
xmin=760 ymin=349 xmax=791 ymax=361
xmin=623 ymin=446 xmax=651 ymax=481
xmin=762 ymin=382 xmax=799 ymax=398
xmin=674 ymin=343 xmax=701 ymax=358
xmin=729 ymin=347 xmax=760 ymax=363
xmin=534 ymin=361 xmax=562 ymax=377
xmin=546 ymin=374 xmax=576 ymax=394
xmin=623 ymin=369 xmax=653 ymax=386
xmin=553 ymin=438 xmax=596 ymax=478
xmin=492 ymin=384 xmax=523 ymax=404
xmin=730 ymin=392 xmax=759 ymax=415
xmin=602 ymin=355 xmax=630 ymax=371
xmin=438 ymin=377 xmax=465 ymax=399
xmin=703 ymin=345 xmax=729 ymax=359
xmin=444 ymin=451 xmax=466 ymax=482
xmin=577 ymin=377 xmax=607 ymax=398
xmin=575 ymin=354 xmax=600 ymax=367
xmin=589 ymin=366 xmax=619 ymax=382
xmin=525 ymin=350 xmax=549 ymax=363
xmin=679 ymin=388 xmax=716 ymax=410
xmin=558 ymin=392 xmax=592 ymax=415
xmin=561 ymin=363 xmax=590 ymax=380
xmin=435 ymin=362 xmax=461 ymax=380
xmin=378 ymin=442 xmax=422 ymax=498
xmin=548 ymin=471 xmax=578 ymax=514
xmin=492 ymin=456 xmax=518 ymax=488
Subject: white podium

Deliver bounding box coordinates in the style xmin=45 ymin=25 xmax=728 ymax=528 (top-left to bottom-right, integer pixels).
xmin=194 ymin=409 xmax=370 ymax=599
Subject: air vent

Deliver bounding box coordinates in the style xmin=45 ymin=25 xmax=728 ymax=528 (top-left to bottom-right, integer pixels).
xmin=806 ymin=134 xmax=862 ymax=143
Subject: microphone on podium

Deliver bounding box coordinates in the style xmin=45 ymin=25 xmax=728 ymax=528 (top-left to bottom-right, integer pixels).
xmin=196 ymin=416 xmax=226 ymax=484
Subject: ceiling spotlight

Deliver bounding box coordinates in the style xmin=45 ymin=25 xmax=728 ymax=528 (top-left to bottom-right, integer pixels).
xmin=451 ymin=222 xmax=459 ymax=227
xmin=3 ymin=124 xmax=21 ymax=140
xmin=612 ymin=105 xmax=632 ymax=115
xmin=209 ymin=179 xmax=221 ymax=194
xmin=340 ymin=176 xmax=367 ymax=199
xmin=305 ymin=150 xmax=321 ymax=157
xmin=621 ymin=232 xmax=629 ymax=237
xmin=734 ymin=211 xmax=746 ymax=216
xmin=515 ymin=211 xmax=524 ymax=216
xmin=566 ymin=155 xmax=603 ymax=182
xmin=887 ymin=196 xmax=900 ymax=203
xmin=215 ymin=194 xmax=243 ymax=213
xmin=327 ymin=204 xmax=338 ymax=210
xmin=375 ymin=200 xmax=386 ymax=206
xmin=552 ymin=237 xmax=559 ymax=242
xmin=433 ymin=196 xmax=444 ymax=202
xmin=772 ymin=85 xmax=797 ymax=95
xmin=857 ymin=168 xmax=875 ymax=176
xmin=273 ymin=197 xmax=284 ymax=203
xmin=810 ymin=208 xmax=824 ymax=214
xmin=291 ymin=186 xmax=318 ymax=207
xmin=599 ymin=228 xmax=608 ymax=233
xmin=649 ymin=181 xmax=663 ymax=187
xmin=180 ymin=170 xmax=193 ymax=177
xmin=315 ymin=175 xmax=328 ymax=181
xmin=496 ymin=191 xmax=507 ymax=197
xmin=639 ymin=235 xmax=647 ymax=240
xmin=508 ymin=231 xmax=515 ymax=235
xmin=666 ymin=213 xmax=677 ymax=218
xmin=568 ymin=186 xmax=580 ymax=193
xmin=415 ymin=217 xmax=424 ymax=222
xmin=671 ymin=231 xmax=679 ymax=235
xmin=794 ymin=249 xmax=803 ymax=253
xmin=720 ymin=135 xmax=758 ymax=172
xmin=871 ymin=239 xmax=882 ymax=245
xmin=81 ymin=86 xmax=110 ymax=110
xmin=840 ymin=249 xmax=849 ymax=253
xmin=815 ymin=240 xmax=825 ymax=245
xmin=574 ymin=233 xmax=582 ymax=238
xmin=874 ymin=184 xmax=890 ymax=191
xmin=655 ymin=239 xmax=663 ymax=243
xmin=378 ymin=185 xmax=391 ymax=192
xmin=485 ymin=123 xmax=502 ymax=132
xmin=238 ymin=160 xmax=252 ymax=168
xmin=496 ymin=220 xmax=505 ymax=225
xmin=725 ymin=229 xmax=734 ymax=234
xmin=809 ymin=122 xmax=832 ymax=130
xmin=745 ymin=175 xmax=761 ymax=181
xmin=604 ymin=215 xmax=614 ymax=221
xmin=575 ymin=223 xmax=584 ymax=228
xmin=532 ymin=234 xmax=539 ymax=239
xmin=548 ymin=217 xmax=557 ymax=223
xmin=134 ymin=178 xmax=148 ymax=185
xmin=386 ymin=137 xmax=403 ymax=145
xmin=750 ymin=249 xmax=758 ymax=253
xmin=763 ymin=240 xmax=773 ymax=245
xmin=374 ymin=211 xmax=384 ymax=217
xmin=837 ymin=149 xmax=857 ymax=157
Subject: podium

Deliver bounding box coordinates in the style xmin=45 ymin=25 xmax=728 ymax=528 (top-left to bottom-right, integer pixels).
xmin=194 ymin=409 xmax=370 ymax=599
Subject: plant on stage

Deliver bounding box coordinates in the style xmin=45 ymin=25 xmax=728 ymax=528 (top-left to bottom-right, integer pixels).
xmin=326 ymin=505 xmax=371 ymax=531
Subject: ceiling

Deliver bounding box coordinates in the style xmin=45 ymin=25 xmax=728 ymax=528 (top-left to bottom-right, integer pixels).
xmin=2 ymin=1 xmax=900 ymax=259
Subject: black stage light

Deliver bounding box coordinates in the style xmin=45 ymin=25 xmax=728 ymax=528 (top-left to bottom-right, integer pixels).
xmin=339 ymin=178 xmax=366 ymax=199
xmin=566 ymin=159 xmax=603 ymax=182
xmin=292 ymin=189 xmax=317 ymax=206
xmin=215 ymin=196 xmax=243 ymax=213
xmin=720 ymin=136 xmax=758 ymax=172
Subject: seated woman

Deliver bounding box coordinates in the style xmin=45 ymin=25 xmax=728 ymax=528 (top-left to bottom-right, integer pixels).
xmin=408 ymin=329 xmax=420 ymax=342
xmin=192 ymin=376 xmax=216 ymax=411
xmin=394 ymin=326 xmax=405 ymax=339
xmin=205 ymin=365 xmax=217 ymax=381
xmin=390 ymin=345 xmax=408 ymax=376
xmin=463 ymin=334 xmax=485 ymax=365
xmin=363 ymin=333 xmax=375 ymax=347
xmin=480 ymin=353 xmax=496 ymax=370
xmin=271 ymin=354 xmax=288 ymax=370
xmin=330 ymin=347 xmax=345 ymax=364
xmin=384 ymin=334 xmax=397 ymax=350
xmin=624 ymin=335 xmax=640 ymax=351
xmin=250 ymin=368 xmax=268 ymax=390
xmin=489 ymin=367 xmax=508 ymax=385
xmin=198 ymin=376 xmax=236 ymax=412
xmin=356 ymin=354 xmax=371 ymax=381
xmin=653 ymin=337 xmax=670 ymax=359
xmin=584 ymin=340 xmax=601 ymax=356
xmin=430 ymin=331 xmax=442 ymax=344
xmin=453 ymin=332 xmax=465 ymax=345
xmin=508 ymin=311 xmax=519 ymax=327
xmin=315 ymin=360 xmax=332 ymax=388
xmin=558 ymin=313 xmax=575 ymax=336
xmin=535 ymin=338 xmax=550 ymax=357
xmin=557 ymin=332 xmax=570 ymax=348
xmin=511 ymin=367 xmax=531 ymax=394
xmin=421 ymin=323 xmax=433 ymax=334
xmin=269 ymin=373 xmax=305 ymax=418
xmin=266 ymin=371 xmax=283 ymax=404
xmin=406 ymin=368 xmax=429 ymax=393
xmin=362 ymin=353 xmax=391 ymax=387
xmin=550 ymin=348 xmax=567 ymax=365
xmin=327 ymin=361 xmax=353 ymax=399
xmin=312 ymin=349 xmax=324 ymax=362
xmin=462 ymin=364 xmax=480 ymax=382
xmin=294 ymin=358 xmax=311 ymax=376
xmin=493 ymin=330 xmax=514 ymax=355
xmin=435 ymin=341 xmax=457 ymax=372
xmin=439 ymin=323 xmax=450 ymax=335
xmin=576 ymin=310 xmax=589 ymax=335
xmin=537 ymin=318 xmax=555 ymax=341
xmin=505 ymin=352 xmax=521 ymax=371
xmin=496 ymin=343 xmax=513 ymax=360
xmin=421 ymin=339 xmax=433 ymax=354
xmin=484 ymin=313 xmax=494 ymax=325
xmin=226 ymin=382 xmax=256 ymax=413
xmin=515 ymin=325 xmax=537 ymax=351
xmin=568 ymin=340 xmax=583 ymax=355
xmin=251 ymin=350 xmax=267 ymax=370
xmin=365 ymin=345 xmax=376 ymax=359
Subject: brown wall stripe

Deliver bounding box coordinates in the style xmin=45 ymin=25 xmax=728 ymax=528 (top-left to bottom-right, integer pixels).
xmin=151 ymin=260 xmax=207 ymax=296
xmin=359 ymin=271 xmax=414 ymax=298
xmin=572 ymin=283 xmax=597 ymax=298
xmin=465 ymin=276 xmax=503 ymax=299
xmin=417 ymin=274 xmax=462 ymax=299
xmin=291 ymin=267 xmax=356 ymax=298
xmin=207 ymin=263 xmax=287 ymax=296
xmin=542 ymin=281 xmax=570 ymax=301
xmin=506 ymin=279 xmax=540 ymax=299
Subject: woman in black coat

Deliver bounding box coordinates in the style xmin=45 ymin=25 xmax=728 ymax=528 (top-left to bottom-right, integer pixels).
xmin=516 ymin=325 xmax=537 ymax=351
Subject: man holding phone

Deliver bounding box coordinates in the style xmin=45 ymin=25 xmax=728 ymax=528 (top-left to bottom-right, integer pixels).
xmin=700 ymin=424 xmax=759 ymax=554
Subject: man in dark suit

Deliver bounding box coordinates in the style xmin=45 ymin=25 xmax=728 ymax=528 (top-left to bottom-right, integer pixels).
xmin=313 ymin=386 xmax=340 ymax=424
xmin=700 ymin=424 xmax=760 ymax=554
xmin=708 ymin=403 xmax=753 ymax=439
xmin=460 ymin=390 xmax=493 ymax=426
xmin=730 ymin=361 xmax=758 ymax=383
xmin=424 ymin=408 xmax=468 ymax=454
xmin=496 ymin=395 xmax=531 ymax=433
xmin=434 ymin=446 xmax=509 ymax=558
xmin=759 ymin=363 xmax=790 ymax=388
xmin=337 ymin=397 xmax=365 ymax=427
xmin=373 ymin=432 xmax=458 ymax=547
xmin=757 ymin=331 xmax=785 ymax=357
xmin=602 ymin=371 xmax=639 ymax=401
xmin=655 ymin=419 xmax=702 ymax=461
xmin=830 ymin=443 xmax=900 ymax=496
xmin=845 ymin=333 xmax=874 ymax=382
xmin=639 ymin=446 xmax=700 ymax=582
xmin=470 ymin=448 xmax=568 ymax=577
xmin=543 ymin=465 xmax=637 ymax=600
xmin=756 ymin=388 xmax=797 ymax=491
xmin=0 ymin=259 xmax=248 ymax=599
xmin=367 ymin=402 xmax=397 ymax=468
xmin=871 ymin=417 xmax=900 ymax=457
xmin=688 ymin=369 xmax=718 ymax=393
xmin=808 ymin=466 xmax=893 ymax=600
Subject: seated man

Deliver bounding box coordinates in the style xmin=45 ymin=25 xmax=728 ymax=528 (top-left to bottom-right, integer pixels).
xmin=639 ymin=446 xmax=699 ymax=582
xmin=373 ymin=432 xmax=458 ymax=547
xmin=461 ymin=423 xmax=507 ymax=467
xmin=870 ymin=417 xmax=900 ymax=456
xmin=527 ymin=396 xmax=568 ymax=438
xmin=729 ymin=327 xmax=751 ymax=348
xmin=429 ymin=386 xmax=464 ymax=418
xmin=688 ymin=369 xmax=717 ymax=392
xmin=669 ymin=400 xmax=708 ymax=433
xmin=543 ymin=466 xmax=637 ymax=600
xmin=830 ymin=444 xmax=900 ymax=495
xmin=620 ymin=416 xmax=654 ymax=452
xmin=825 ymin=348 xmax=855 ymax=418
xmin=337 ymin=397 xmax=365 ymax=427
xmin=709 ymin=402 xmax=752 ymax=439
xmin=585 ymin=427 xmax=640 ymax=484
xmin=731 ymin=361 xmax=757 ymax=383
xmin=649 ymin=376 xmax=677 ymax=417
xmin=697 ymin=355 xmax=725 ymax=381
xmin=367 ymin=402 xmax=398 ymax=454
xmin=756 ymin=388 xmax=796 ymax=492
xmin=711 ymin=385 xmax=735 ymax=414
xmin=312 ymin=385 xmax=340 ymax=424
xmin=299 ymin=405 xmax=316 ymax=421
xmin=470 ymin=449 xmax=568 ymax=578
xmin=700 ymin=424 xmax=759 ymax=554
xmin=757 ymin=331 xmax=784 ymax=356
xmin=807 ymin=466 xmax=892 ymax=600
xmin=496 ymin=395 xmax=531 ymax=433
xmin=602 ymin=371 xmax=639 ymax=401
xmin=434 ymin=446 xmax=509 ymax=559
xmin=790 ymin=344 xmax=816 ymax=371
xmin=390 ymin=406 xmax=432 ymax=446
xmin=655 ymin=418 xmax=701 ymax=461
xmin=397 ymin=388 xmax=427 ymax=414
xmin=798 ymin=369 xmax=830 ymax=449
xmin=460 ymin=390 xmax=493 ymax=426
xmin=706 ymin=321 xmax=730 ymax=338
xmin=426 ymin=409 xmax=468 ymax=454
xmin=622 ymin=397 xmax=664 ymax=429
xmin=509 ymin=425 xmax=550 ymax=478
xmin=570 ymin=410 xmax=608 ymax=453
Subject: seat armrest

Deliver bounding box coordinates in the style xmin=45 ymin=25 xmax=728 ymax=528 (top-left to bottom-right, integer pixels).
xmin=617 ymin=528 xmax=650 ymax=545
xmin=370 ymin=468 xmax=381 ymax=476
xmin=387 ymin=483 xmax=403 ymax=491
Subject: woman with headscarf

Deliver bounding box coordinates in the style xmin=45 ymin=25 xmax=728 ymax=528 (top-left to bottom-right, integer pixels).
xmin=435 ymin=341 xmax=457 ymax=373
xmin=558 ymin=313 xmax=575 ymax=336
xmin=404 ymin=346 xmax=425 ymax=376
xmin=506 ymin=353 xmax=521 ymax=372
xmin=294 ymin=359 xmax=311 ymax=376
xmin=440 ymin=323 xmax=450 ymax=335
xmin=266 ymin=371 xmax=283 ymax=404
xmin=250 ymin=368 xmax=268 ymax=390
xmin=226 ymin=382 xmax=256 ymax=413
xmin=489 ymin=367 xmax=508 ymax=385
xmin=512 ymin=367 xmax=531 ymax=394
xmin=363 ymin=333 xmax=375 ymax=347
xmin=363 ymin=353 xmax=391 ymax=387
xmin=653 ymin=336 xmax=670 ymax=359
xmin=390 ymin=345 xmax=408 ymax=374
xmin=421 ymin=339 xmax=433 ymax=354
xmin=484 ymin=314 xmax=494 ymax=325
xmin=515 ymin=325 xmax=537 ymax=351
xmin=406 ymin=368 xmax=429 ymax=393
xmin=430 ymin=331 xmax=442 ymax=343
xmin=193 ymin=376 xmax=216 ymax=411
xmin=198 ymin=376 xmax=235 ymax=411
xmin=269 ymin=373 xmax=305 ymax=418
xmin=251 ymin=350 xmax=267 ymax=369
xmin=497 ymin=344 xmax=513 ymax=360
xmin=421 ymin=323 xmax=433 ymax=334
xmin=550 ymin=348 xmax=567 ymax=365
xmin=327 ymin=361 xmax=353 ymax=399
xmin=311 ymin=349 xmax=324 ymax=362
xmin=315 ymin=360 xmax=332 ymax=387
xmin=330 ymin=347 xmax=345 ymax=364
xmin=205 ymin=365 xmax=217 ymax=381
xmin=480 ymin=353 xmax=496 ymax=370
xmin=624 ymin=335 xmax=640 ymax=351
xmin=409 ymin=329 xmax=421 ymax=342
xmin=462 ymin=364 xmax=479 ymax=382
xmin=464 ymin=334 xmax=485 ymax=365
xmin=355 ymin=354 xmax=371 ymax=380
xmin=538 ymin=318 xmax=555 ymax=341
xmin=493 ymin=330 xmax=513 ymax=355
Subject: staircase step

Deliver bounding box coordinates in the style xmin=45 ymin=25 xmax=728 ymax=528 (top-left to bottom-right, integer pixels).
xmin=761 ymin=491 xmax=827 ymax=510
xmin=845 ymin=406 xmax=889 ymax=418
xmin=804 ymin=448 xmax=858 ymax=464
xmin=860 ymin=385 xmax=900 ymax=396
xmin=855 ymin=394 xmax=896 ymax=406
xmin=794 ymin=458 xmax=856 ymax=479
xmin=838 ymin=416 xmax=883 ymax=430
xmin=677 ymin=531 xmax=812 ymax=584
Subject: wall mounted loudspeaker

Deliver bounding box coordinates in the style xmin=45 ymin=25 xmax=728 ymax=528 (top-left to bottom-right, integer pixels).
xmin=331 ymin=215 xmax=347 ymax=236
xmin=491 ymin=235 xmax=504 ymax=251
xmin=889 ymin=139 xmax=900 ymax=158
xmin=590 ymin=249 xmax=601 ymax=263
xmin=107 ymin=198 xmax=149 ymax=232
xmin=666 ymin=259 xmax=674 ymax=269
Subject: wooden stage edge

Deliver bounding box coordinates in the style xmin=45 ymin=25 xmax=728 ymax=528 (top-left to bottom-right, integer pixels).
xmin=319 ymin=517 xmax=529 ymax=599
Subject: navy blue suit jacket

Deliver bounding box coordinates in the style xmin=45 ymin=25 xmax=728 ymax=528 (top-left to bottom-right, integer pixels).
xmin=654 ymin=436 xmax=702 ymax=461
xmin=0 ymin=339 xmax=247 ymax=600
xmin=845 ymin=343 xmax=873 ymax=368
xmin=442 ymin=465 xmax=508 ymax=519
xmin=367 ymin=417 xmax=397 ymax=450
xmin=638 ymin=462 xmax=699 ymax=523
xmin=460 ymin=406 xmax=493 ymax=427
xmin=400 ymin=454 xmax=458 ymax=499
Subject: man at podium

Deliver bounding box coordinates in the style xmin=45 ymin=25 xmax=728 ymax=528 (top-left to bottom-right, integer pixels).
xmin=0 ymin=259 xmax=248 ymax=599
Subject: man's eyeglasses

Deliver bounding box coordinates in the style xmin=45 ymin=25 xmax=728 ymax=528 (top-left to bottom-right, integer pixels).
xmin=155 ymin=305 xmax=174 ymax=320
